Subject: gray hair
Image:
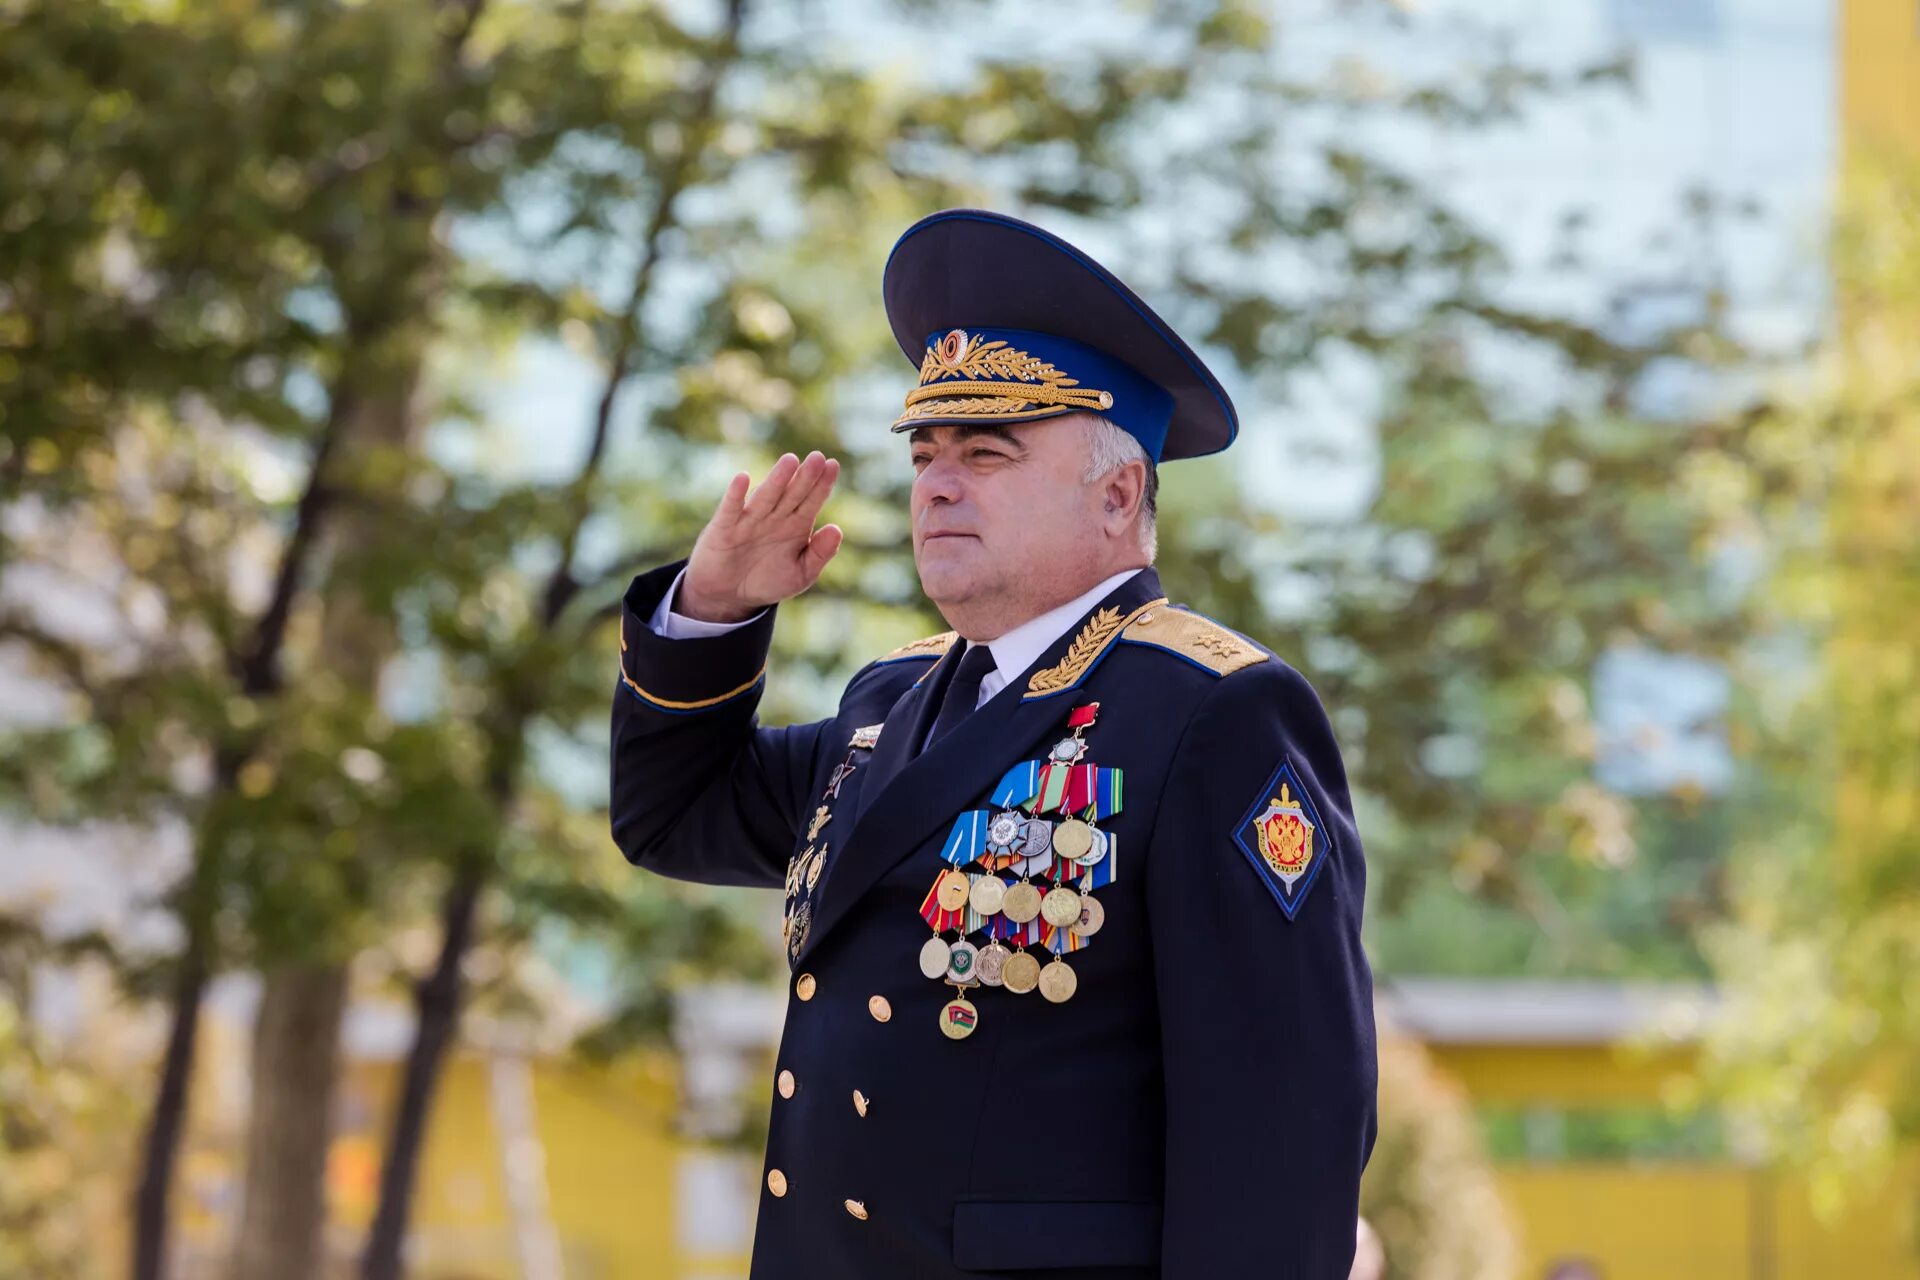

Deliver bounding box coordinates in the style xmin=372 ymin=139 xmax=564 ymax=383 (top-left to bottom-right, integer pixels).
xmin=1080 ymin=414 xmax=1158 ymax=560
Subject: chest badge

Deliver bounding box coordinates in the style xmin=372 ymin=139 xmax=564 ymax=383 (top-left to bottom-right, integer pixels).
xmin=824 ymin=751 xmax=858 ymax=799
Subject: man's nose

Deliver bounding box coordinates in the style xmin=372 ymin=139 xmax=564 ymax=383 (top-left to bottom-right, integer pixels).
xmin=913 ymin=455 xmax=966 ymax=507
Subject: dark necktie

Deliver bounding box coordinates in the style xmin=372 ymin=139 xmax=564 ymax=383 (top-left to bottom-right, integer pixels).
xmin=926 ymin=642 xmax=998 ymax=748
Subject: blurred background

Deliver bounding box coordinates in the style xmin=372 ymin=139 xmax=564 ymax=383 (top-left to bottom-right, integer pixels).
xmin=1 ymin=0 xmax=1916 ymax=1277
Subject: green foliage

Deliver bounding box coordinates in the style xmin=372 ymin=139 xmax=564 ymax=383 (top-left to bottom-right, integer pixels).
xmin=0 ymin=988 xmax=126 ymax=1280
xmin=1700 ymin=158 xmax=1920 ymax=1225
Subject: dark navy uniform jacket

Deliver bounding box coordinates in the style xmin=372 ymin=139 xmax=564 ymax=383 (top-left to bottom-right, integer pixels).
xmin=611 ymin=560 xmax=1377 ymax=1280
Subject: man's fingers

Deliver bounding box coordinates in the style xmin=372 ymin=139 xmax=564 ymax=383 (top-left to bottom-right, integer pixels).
xmin=792 ymin=456 xmax=840 ymax=525
xmin=802 ymin=458 xmax=841 ymax=522
xmin=712 ymin=471 xmax=750 ymax=526
xmin=742 ymin=452 xmax=799 ymax=519
xmin=801 ymin=522 xmax=843 ymax=581
xmin=776 ymin=451 xmax=829 ymax=517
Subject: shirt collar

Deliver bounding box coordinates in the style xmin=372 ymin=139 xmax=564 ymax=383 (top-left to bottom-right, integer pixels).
xmin=968 ymin=568 xmax=1145 ymax=705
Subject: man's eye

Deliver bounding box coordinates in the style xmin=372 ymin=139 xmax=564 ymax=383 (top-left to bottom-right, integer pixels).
xmin=969 ymin=447 xmax=1006 ymax=462
xmin=910 ymin=454 xmax=931 ymax=470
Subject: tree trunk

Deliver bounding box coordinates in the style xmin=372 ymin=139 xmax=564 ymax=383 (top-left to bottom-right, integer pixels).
xmin=225 ymin=965 xmax=351 ymax=1280
xmin=130 ymin=945 xmax=206 ymax=1280
xmin=226 ymin=372 xmax=421 ymax=1280
xmin=360 ymin=867 xmax=484 ymax=1280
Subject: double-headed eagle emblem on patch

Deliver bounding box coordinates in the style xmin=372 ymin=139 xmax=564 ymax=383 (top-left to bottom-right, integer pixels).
xmin=1233 ymin=760 xmax=1333 ymax=921
xmin=1254 ymin=783 xmax=1315 ymax=887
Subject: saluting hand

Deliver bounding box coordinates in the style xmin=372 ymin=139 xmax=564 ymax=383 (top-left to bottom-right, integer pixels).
xmin=678 ymin=451 xmax=843 ymax=624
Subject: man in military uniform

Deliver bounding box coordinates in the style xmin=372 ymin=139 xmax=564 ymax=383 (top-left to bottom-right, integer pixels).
xmin=612 ymin=209 xmax=1377 ymax=1278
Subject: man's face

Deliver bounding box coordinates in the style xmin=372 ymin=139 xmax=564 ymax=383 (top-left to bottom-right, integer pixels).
xmin=908 ymin=417 xmax=1108 ymax=628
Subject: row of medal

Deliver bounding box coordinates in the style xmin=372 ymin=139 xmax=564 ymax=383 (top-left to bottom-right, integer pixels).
xmin=924 ymin=702 xmax=1119 ymax=1040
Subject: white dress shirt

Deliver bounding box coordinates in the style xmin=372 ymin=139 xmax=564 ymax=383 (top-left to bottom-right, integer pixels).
xmin=649 ymin=566 xmax=1146 ymax=709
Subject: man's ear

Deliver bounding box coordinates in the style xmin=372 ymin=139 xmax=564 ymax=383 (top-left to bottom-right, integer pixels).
xmin=1100 ymin=460 xmax=1146 ymax=533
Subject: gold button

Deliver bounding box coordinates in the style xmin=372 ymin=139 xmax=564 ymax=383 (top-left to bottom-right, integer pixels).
xmin=868 ymin=995 xmax=892 ymax=1023
xmin=767 ymin=1169 xmax=787 ymax=1197
xmin=844 ymin=1198 xmax=868 ymax=1221
xmin=1138 ymin=610 xmax=1155 ymax=625
xmin=777 ymin=1069 xmax=796 ymax=1099
xmin=852 ymin=1089 xmax=868 ymax=1117
xmin=796 ymin=973 xmax=817 ymax=1001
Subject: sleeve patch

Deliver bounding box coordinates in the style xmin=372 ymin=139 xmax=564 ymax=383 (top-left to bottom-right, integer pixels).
xmin=1231 ymin=759 xmax=1334 ymax=921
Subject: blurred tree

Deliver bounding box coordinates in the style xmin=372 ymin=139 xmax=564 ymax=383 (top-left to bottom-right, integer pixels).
xmin=0 ymin=0 xmax=1781 ymax=1276
xmin=0 ymin=945 xmax=127 ymax=1280
xmin=1362 ymin=1035 xmax=1518 ymax=1280
xmin=1700 ymin=159 xmax=1920 ymax=1235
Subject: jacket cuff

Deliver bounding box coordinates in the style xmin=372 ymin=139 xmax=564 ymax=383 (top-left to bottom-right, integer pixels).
xmin=618 ymin=559 xmax=776 ymax=713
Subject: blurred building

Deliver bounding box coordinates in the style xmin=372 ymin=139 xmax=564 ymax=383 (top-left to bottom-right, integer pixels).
xmin=236 ymin=977 xmax=1913 ymax=1279
xmin=1386 ymin=979 xmax=1919 ymax=1279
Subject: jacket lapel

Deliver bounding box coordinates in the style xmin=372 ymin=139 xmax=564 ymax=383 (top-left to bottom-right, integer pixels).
xmin=796 ymin=570 xmax=1165 ymax=965
xmin=850 ymin=647 xmax=952 ymax=810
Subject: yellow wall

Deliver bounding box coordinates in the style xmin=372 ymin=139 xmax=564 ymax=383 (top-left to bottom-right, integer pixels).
xmin=1499 ymin=1164 xmax=1919 ymax=1280
xmin=1842 ymin=0 xmax=1920 ymax=158
xmin=1425 ymin=1040 xmax=1919 ymax=1279
xmin=1429 ymin=1041 xmax=1695 ymax=1107
xmin=330 ymin=1052 xmax=690 ymax=1280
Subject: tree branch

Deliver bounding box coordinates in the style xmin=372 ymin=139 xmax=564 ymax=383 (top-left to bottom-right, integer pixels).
xmin=0 ymin=611 xmax=99 ymax=700
xmin=230 ymin=392 xmax=350 ymax=697
xmin=541 ymin=0 xmax=750 ymax=628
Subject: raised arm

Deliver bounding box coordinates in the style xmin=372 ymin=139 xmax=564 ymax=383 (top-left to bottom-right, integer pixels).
xmin=609 ymin=452 xmax=843 ymax=888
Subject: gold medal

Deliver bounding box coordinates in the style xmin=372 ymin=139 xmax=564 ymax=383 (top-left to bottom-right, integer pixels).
xmin=1070 ymin=893 xmax=1105 ymax=938
xmin=1041 ymin=885 xmax=1083 ymax=928
xmin=1052 ymin=818 xmax=1094 ymax=861
xmin=939 ymin=994 xmax=980 ymax=1040
xmin=976 ymin=941 xmax=1011 ymax=986
xmin=1002 ymin=881 xmax=1043 ymax=924
xmin=969 ymin=874 xmax=1006 ymax=916
xmin=946 ymin=939 xmax=980 ymax=984
xmin=918 ymin=935 xmax=952 ymax=979
xmin=1002 ymin=950 xmax=1042 ymax=994
xmin=1039 ymin=957 xmax=1078 ymax=1003
xmin=806 ymin=847 xmax=825 ymax=889
xmin=936 ymin=868 xmax=971 ymax=912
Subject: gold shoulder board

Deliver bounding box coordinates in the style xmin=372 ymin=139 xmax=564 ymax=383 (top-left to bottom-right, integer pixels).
xmin=879 ymin=630 xmax=957 ymax=662
xmin=1120 ymin=607 xmax=1267 ymax=678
